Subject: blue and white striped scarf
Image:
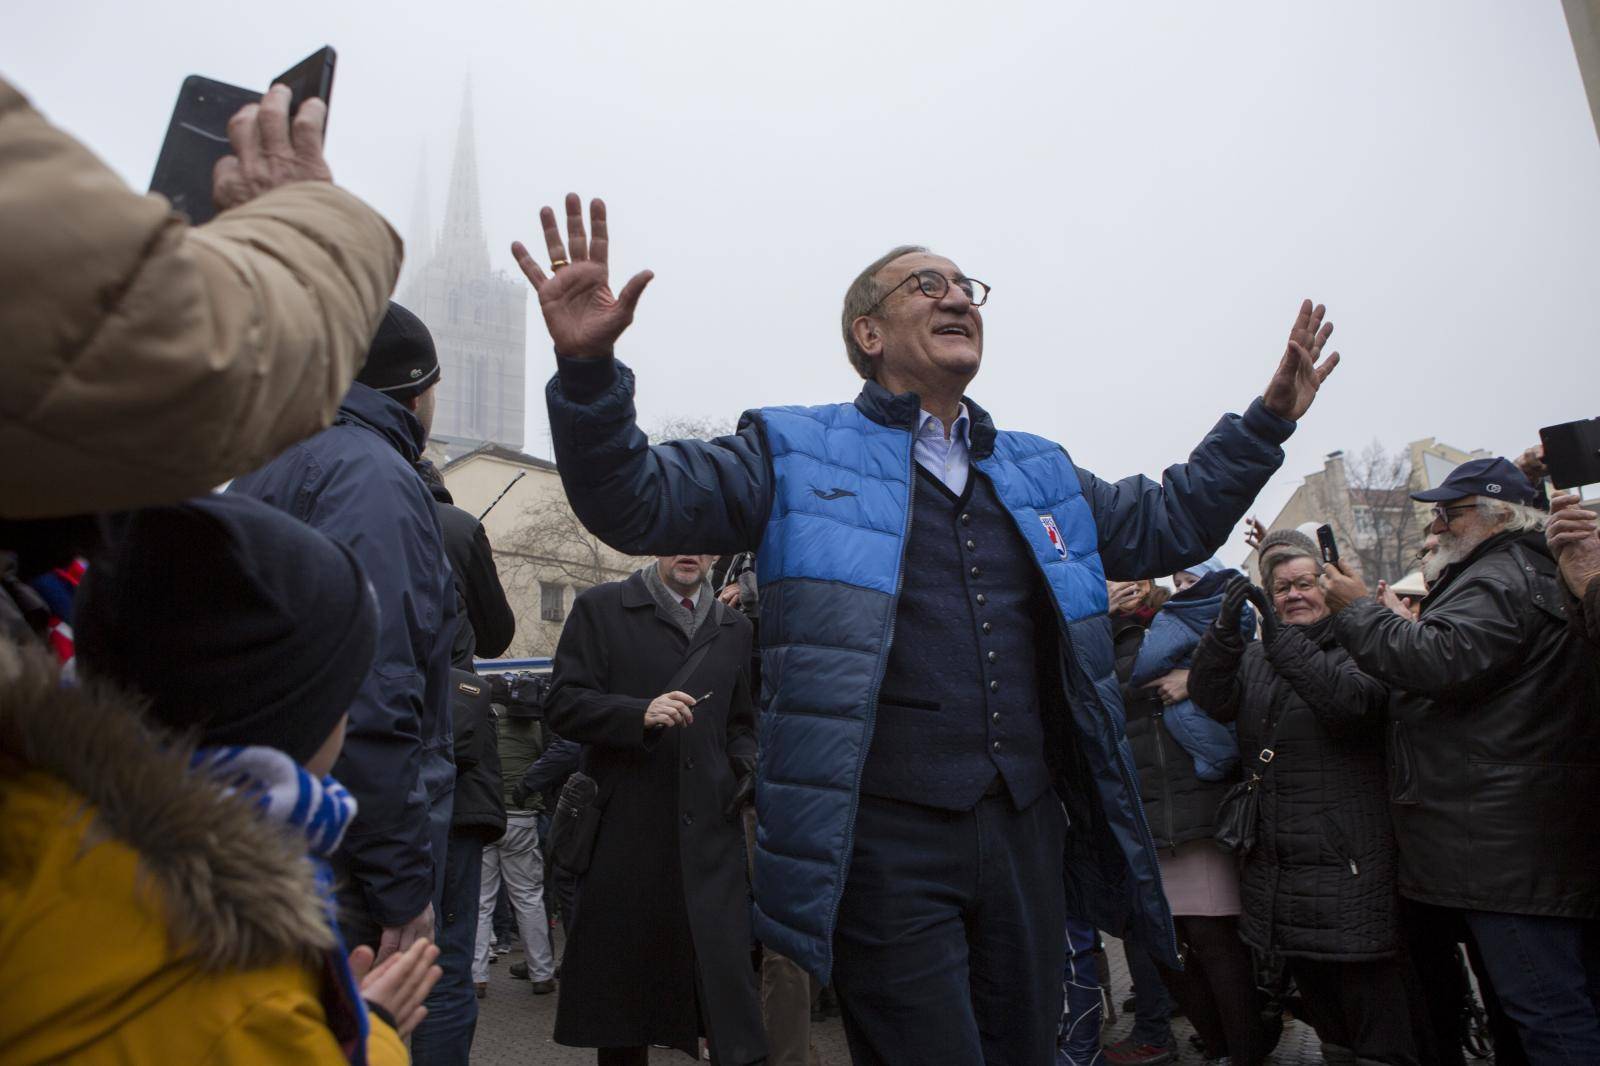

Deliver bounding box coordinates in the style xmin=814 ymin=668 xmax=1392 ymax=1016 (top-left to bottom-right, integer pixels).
xmin=191 ymin=746 xmax=358 ymax=858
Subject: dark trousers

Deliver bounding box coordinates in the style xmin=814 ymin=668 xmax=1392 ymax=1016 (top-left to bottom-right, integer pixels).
xmin=1403 ymin=900 xmax=1526 ymax=1066
xmin=1287 ymin=956 xmax=1429 ymax=1066
xmin=411 ymin=831 xmax=485 ymax=1066
xmin=1460 ymin=910 xmax=1600 ymax=1065
xmin=831 ymin=789 xmax=1068 ymax=1066
xmin=1157 ymin=915 xmax=1265 ymax=1065
xmin=1122 ymin=939 xmax=1176 ymax=1045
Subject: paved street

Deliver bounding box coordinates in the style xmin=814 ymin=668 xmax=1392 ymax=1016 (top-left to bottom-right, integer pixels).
xmin=469 ymin=934 xmax=1338 ymax=1064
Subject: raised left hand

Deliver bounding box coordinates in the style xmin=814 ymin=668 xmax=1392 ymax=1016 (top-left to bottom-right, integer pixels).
xmin=1547 ymin=493 xmax=1600 ymax=598
xmin=1320 ymin=560 xmax=1369 ymax=614
xmin=1262 ymin=299 xmax=1341 ymax=421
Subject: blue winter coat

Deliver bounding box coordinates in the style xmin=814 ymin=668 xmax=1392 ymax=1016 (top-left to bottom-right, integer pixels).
xmin=229 ymin=383 xmax=457 ymax=928
xmin=546 ymin=356 xmax=1294 ymax=979
xmin=1130 ymin=569 xmax=1250 ymax=780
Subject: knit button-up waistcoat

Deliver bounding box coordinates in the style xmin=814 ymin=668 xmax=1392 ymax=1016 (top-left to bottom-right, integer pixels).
xmin=862 ymin=468 xmax=1052 ymax=810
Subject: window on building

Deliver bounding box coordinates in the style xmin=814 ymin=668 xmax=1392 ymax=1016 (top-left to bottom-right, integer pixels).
xmin=540 ymin=582 xmax=566 ymax=622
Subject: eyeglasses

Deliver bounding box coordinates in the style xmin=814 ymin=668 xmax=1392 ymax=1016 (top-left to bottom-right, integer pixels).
xmin=1429 ymin=504 xmax=1476 ymax=526
xmin=865 ymin=269 xmax=991 ymax=314
xmin=1270 ymin=576 xmax=1320 ymax=598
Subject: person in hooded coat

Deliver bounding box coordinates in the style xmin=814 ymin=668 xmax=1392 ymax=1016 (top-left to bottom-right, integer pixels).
xmin=546 ymin=554 xmax=764 ymax=1066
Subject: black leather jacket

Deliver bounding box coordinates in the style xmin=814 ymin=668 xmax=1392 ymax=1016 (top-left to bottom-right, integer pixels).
xmin=1333 ymin=532 xmax=1600 ymax=919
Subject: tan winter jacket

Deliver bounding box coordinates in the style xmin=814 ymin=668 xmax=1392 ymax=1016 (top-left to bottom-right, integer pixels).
xmin=0 ymin=78 xmax=402 ymax=519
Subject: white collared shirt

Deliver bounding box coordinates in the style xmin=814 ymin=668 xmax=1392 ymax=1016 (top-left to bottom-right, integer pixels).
xmin=915 ymin=404 xmax=972 ymax=496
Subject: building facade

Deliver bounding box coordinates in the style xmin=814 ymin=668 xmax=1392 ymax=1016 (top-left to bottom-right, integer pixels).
xmin=401 ymin=86 xmax=528 ymax=450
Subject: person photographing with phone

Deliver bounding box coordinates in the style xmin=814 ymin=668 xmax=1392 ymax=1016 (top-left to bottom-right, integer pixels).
xmin=543 ymin=553 xmax=764 ymax=1065
xmin=1321 ymin=457 xmax=1600 ymax=1061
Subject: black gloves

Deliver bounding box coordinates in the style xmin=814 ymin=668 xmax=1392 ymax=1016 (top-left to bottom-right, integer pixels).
xmin=725 ymin=755 xmax=757 ymax=820
xmin=1242 ymin=583 xmax=1280 ymax=645
xmin=1210 ymin=577 xmax=1253 ymax=650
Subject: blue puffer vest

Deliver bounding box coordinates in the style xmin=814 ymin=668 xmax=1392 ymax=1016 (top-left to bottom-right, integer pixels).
xmin=748 ymin=386 xmax=1176 ymax=982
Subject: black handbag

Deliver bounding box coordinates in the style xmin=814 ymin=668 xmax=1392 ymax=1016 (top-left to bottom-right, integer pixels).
xmin=551 ymin=771 xmax=602 ymax=875
xmin=1214 ymin=700 xmax=1287 ymax=857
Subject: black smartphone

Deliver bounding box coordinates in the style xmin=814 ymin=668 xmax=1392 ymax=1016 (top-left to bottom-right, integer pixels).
xmin=1316 ymin=523 xmax=1339 ymax=566
xmin=148 ymin=46 xmax=337 ymax=226
xmin=1539 ymin=417 xmax=1600 ymax=489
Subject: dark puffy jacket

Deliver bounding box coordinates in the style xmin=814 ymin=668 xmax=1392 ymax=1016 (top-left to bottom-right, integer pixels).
xmin=1333 ymin=532 xmax=1600 ymax=919
xmin=547 ymin=355 xmax=1295 ymax=977
xmin=1117 ymin=617 xmax=1234 ymax=850
xmin=229 ymin=383 xmax=456 ymax=927
xmin=1191 ymin=616 xmax=1398 ymax=961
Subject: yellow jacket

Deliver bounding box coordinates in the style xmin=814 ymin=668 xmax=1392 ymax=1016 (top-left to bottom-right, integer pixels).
xmin=0 ymin=78 xmax=402 ymax=520
xmin=0 ymin=644 xmax=407 ymax=1065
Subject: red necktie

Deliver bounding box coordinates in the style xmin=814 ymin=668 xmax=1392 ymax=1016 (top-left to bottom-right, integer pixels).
xmin=681 ymin=597 xmax=694 ymax=612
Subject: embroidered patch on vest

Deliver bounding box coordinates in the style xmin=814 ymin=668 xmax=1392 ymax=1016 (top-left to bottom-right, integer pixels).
xmin=1039 ymin=514 xmax=1068 ymax=558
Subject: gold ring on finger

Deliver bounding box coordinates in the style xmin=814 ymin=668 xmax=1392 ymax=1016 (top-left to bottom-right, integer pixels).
xmin=550 ymin=258 xmax=570 ymax=270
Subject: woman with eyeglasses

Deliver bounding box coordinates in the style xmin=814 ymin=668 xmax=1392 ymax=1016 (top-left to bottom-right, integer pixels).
xmin=1189 ymin=548 xmax=1434 ymax=1066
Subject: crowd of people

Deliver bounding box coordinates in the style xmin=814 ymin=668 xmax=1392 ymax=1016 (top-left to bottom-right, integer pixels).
xmin=2 ymin=72 xmax=1597 ymax=1066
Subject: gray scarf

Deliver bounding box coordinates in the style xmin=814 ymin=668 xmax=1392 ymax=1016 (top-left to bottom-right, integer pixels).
xmin=642 ymin=562 xmax=714 ymax=639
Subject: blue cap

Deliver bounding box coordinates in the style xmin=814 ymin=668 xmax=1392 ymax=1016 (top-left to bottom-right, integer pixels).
xmin=1410 ymin=457 xmax=1544 ymax=509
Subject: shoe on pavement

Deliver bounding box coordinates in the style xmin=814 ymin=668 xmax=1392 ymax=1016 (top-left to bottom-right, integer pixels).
xmin=474 ymin=982 xmax=487 ymax=999
xmin=1103 ymin=1035 xmax=1177 ymax=1066
xmin=530 ymin=978 xmax=557 ymax=995
xmin=509 ymin=961 xmax=529 ymax=980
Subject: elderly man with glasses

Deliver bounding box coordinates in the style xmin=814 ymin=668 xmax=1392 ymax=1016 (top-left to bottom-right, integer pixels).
xmin=514 ymin=196 xmax=1339 ymax=1065
xmin=1322 ymin=457 xmax=1600 ymax=1064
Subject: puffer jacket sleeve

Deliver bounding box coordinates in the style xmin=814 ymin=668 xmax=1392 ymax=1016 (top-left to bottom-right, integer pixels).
xmin=1076 ymin=399 xmax=1294 ymax=580
xmin=1332 ymin=580 xmax=1531 ymax=697
xmin=520 ymin=735 xmax=583 ymax=796
xmin=1261 ymin=625 xmax=1387 ymax=737
xmin=218 ymin=986 xmax=383 ymax=1064
xmin=545 ymin=355 xmax=772 ymax=555
xmin=1129 ymin=612 xmax=1198 ymax=687
xmin=1188 ymin=625 xmax=1247 ymax=724
xmin=0 ymin=78 xmax=400 ymax=520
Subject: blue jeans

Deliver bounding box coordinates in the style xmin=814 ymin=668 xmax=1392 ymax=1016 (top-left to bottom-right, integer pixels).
xmin=411 ymin=831 xmax=485 ymax=1066
xmin=1059 ymin=919 xmax=1105 ymax=1065
xmin=1122 ymin=938 xmax=1175 ymax=1046
xmin=1460 ymin=910 xmax=1600 ymax=1065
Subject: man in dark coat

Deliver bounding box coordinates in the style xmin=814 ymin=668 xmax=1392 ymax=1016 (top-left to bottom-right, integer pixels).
xmin=229 ymin=302 xmax=457 ymax=961
xmin=512 ymin=197 xmax=1340 ymax=1065
xmin=1324 ymin=458 xmax=1600 ymax=1062
xmin=547 ymin=554 xmax=764 ymax=1066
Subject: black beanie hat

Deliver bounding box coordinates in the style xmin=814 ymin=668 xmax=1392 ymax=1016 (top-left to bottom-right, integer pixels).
xmin=356 ymin=302 xmax=440 ymax=399
xmin=76 ymin=494 xmax=379 ymax=766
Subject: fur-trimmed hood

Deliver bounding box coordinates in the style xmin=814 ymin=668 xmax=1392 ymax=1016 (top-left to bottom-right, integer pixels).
xmin=0 ymin=640 xmax=332 ymax=973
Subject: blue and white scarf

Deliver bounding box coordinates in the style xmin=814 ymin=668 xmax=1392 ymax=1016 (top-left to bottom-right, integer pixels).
xmin=191 ymin=746 xmax=358 ymax=858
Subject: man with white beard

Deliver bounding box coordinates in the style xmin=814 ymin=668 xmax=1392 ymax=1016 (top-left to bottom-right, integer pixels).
xmin=1320 ymin=457 xmax=1600 ymax=1064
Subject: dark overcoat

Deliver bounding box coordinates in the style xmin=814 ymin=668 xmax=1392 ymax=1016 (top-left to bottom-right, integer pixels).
xmin=547 ymin=572 xmax=764 ymax=1065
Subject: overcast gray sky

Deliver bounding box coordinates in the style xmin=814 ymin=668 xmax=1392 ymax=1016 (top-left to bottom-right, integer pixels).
xmin=9 ymin=1 xmax=1597 ymax=566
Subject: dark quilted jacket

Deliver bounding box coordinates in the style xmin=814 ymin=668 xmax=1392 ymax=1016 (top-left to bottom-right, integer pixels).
xmin=1190 ymin=617 xmax=1399 ymax=961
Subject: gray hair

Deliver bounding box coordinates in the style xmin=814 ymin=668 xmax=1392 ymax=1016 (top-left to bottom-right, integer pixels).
xmin=840 ymin=245 xmax=928 ymax=380
xmin=1264 ymin=546 xmax=1321 ymax=589
xmin=1477 ymin=498 xmax=1548 ymax=534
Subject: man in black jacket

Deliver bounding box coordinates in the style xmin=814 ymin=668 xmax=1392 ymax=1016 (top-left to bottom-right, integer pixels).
xmin=1323 ymin=457 xmax=1600 ymax=1062
xmin=229 ymin=303 xmax=457 ymax=963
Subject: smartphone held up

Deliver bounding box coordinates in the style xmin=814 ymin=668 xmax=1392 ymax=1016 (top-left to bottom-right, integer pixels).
xmin=147 ymin=46 xmax=336 ymax=225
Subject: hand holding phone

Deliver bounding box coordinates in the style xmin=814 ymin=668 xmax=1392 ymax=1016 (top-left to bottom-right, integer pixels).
xmin=211 ymin=84 xmax=333 ymax=213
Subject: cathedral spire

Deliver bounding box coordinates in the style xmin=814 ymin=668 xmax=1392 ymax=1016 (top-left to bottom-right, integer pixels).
xmin=438 ymin=78 xmax=490 ymax=276
xmin=397 ymin=146 xmax=434 ymax=303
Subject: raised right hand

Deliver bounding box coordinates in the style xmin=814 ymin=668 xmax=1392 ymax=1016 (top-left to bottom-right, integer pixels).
xmin=512 ymin=193 xmax=654 ymax=359
xmin=644 ymin=690 xmax=697 ymax=729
